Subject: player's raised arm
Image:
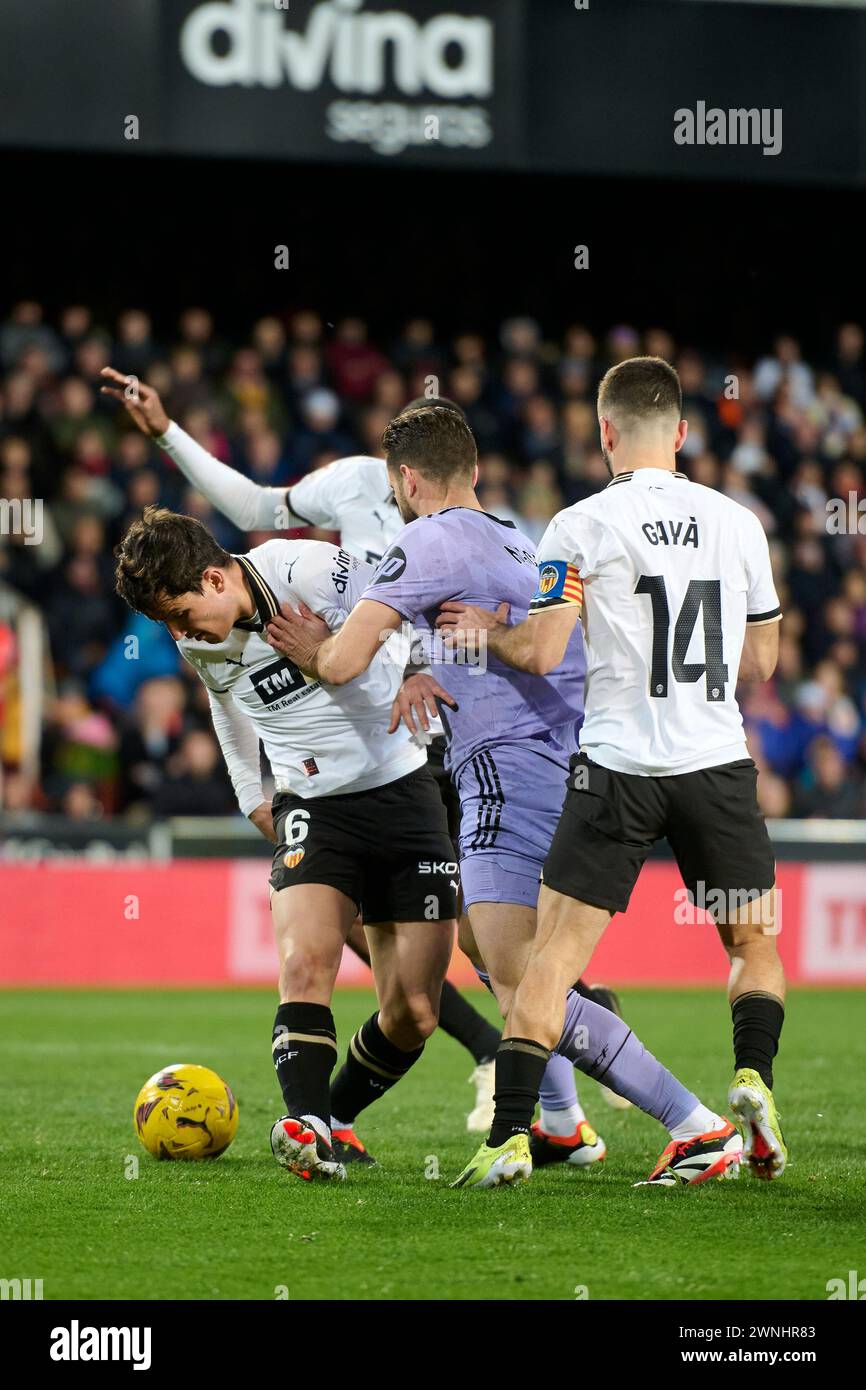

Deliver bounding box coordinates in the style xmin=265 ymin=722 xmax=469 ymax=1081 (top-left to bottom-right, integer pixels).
xmin=100 ymin=365 xmax=294 ymax=533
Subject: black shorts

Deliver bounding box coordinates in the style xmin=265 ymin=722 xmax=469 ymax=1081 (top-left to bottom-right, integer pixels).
xmin=542 ymin=753 xmax=776 ymax=916
xmin=425 ymin=735 xmax=461 ymax=847
xmin=269 ymin=765 xmax=459 ymax=924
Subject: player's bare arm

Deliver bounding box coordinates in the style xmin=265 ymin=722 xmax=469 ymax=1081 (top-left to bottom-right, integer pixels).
xmin=437 ymin=599 xmax=580 ymax=676
xmin=99 ymin=365 xmax=170 ymax=437
xmin=738 ymin=619 xmax=781 ymax=683
xmin=267 ymin=597 xmax=402 ymax=684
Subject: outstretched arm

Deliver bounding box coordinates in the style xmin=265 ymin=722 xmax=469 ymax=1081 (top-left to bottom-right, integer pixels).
xmin=100 ymin=366 xmax=293 ymax=533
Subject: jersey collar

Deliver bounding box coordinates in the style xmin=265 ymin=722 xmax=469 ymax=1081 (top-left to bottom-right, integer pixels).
xmin=233 ymin=554 xmax=280 ymax=631
xmin=435 ymin=505 xmax=517 ymax=528
xmin=605 ymin=469 xmax=689 ymax=488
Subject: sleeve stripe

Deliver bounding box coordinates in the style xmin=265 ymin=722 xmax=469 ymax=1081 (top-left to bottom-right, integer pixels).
xmin=528 ymin=596 xmax=571 ymax=614
xmin=289 ymin=489 xmax=333 ymax=530
xmin=284 ymin=488 xmax=317 ymax=528
xmin=747 ymin=606 xmax=782 ymax=624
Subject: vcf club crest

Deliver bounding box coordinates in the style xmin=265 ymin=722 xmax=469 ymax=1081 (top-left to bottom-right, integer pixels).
xmin=538 ymin=564 xmax=560 ymax=596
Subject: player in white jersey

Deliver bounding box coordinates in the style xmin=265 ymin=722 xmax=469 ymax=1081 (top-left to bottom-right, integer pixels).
xmin=100 ymin=364 xmax=409 ymax=561
xmin=442 ymin=357 xmax=786 ymax=1187
xmin=101 ymin=367 xmax=505 ymax=1130
xmin=114 ymin=507 xmax=458 ymax=1181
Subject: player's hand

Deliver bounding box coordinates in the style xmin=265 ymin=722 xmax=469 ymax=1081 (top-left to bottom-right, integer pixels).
xmin=435 ymin=600 xmax=510 ymax=648
xmin=99 ymin=366 xmax=171 ymax=438
xmin=266 ymin=601 xmax=331 ymax=673
xmin=249 ymin=800 xmax=276 ymax=844
xmin=388 ymin=672 xmax=457 ymax=737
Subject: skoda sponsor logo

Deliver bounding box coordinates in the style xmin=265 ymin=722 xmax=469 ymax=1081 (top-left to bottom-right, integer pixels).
xmin=179 ymin=0 xmax=494 ymax=156
xmin=418 ymin=860 xmax=459 ymax=875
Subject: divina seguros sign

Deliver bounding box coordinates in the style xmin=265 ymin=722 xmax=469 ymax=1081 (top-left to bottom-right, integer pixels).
xmin=178 ymin=0 xmax=495 ymax=156
xmin=0 ymin=0 xmax=858 ymax=182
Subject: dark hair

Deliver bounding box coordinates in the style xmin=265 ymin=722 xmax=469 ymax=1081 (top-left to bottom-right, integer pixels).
xmin=400 ymin=394 xmax=466 ymax=421
xmin=597 ymin=356 xmax=682 ymax=429
xmin=114 ymin=506 xmax=231 ymax=617
xmin=382 ymin=405 xmax=477 ymax=484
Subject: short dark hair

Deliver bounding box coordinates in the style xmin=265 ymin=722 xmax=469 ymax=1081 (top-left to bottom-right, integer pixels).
xmin=382 ymin=405 xmax=477 ymax=485
xmin=597 ymin=356 xmax=682 ymax=430
xmin=115 ymin=506 xmax=231 ymax=618
xmin=400 ymin=394 xmax=466 ymax=420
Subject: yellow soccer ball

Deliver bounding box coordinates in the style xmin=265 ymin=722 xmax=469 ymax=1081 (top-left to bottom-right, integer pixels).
xmin=133 ymin=1063 xmax=238 ymax=1160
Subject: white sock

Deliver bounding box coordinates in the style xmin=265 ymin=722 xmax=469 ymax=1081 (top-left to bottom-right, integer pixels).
xmin=302 ymin=1113 xmax=331 ymax=1144
xmin=330 ymin=1116 xmax=351 ymax=1133
xmin=669 ymin=1104 xmax=725 ymax=1143
xmin=540 ymin=1102 xmax=585 ymax=1136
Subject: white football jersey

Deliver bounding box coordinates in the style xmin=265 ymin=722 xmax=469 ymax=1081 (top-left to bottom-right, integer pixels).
xmin=179 ymin=539 xmax=424 ymax=804
xmin=287 ymin=456 xmax=402 ymax=564
xmin=156 ymin=424 xmax=399 ymax=560
xmin=530 ymin=468 xmax=782 ymax=776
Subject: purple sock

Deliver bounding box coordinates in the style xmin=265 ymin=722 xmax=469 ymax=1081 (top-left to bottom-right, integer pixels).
xmin=557 ymin=989 xmax=697 ymax=1130
xmin=539 ymin=1051 xmax=580 ymax=1113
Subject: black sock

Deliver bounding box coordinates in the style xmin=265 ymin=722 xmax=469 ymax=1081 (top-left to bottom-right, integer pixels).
xmin=487 ymin=1038 xmax=551 ymax=1148
xmin=437 ymin=980 xmax=500 ymax=1064
xmin=732 ymin=992 xmax=784 ymax=1090
xmin=272 ymin=1002 xmax=337 ymax=1126
xmin=330 ymin=1012 xmax=424 ymax=1124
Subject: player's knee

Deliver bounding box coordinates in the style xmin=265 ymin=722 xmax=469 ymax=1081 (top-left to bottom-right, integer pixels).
xmin=380 ymin=992 xmax=438 ymax=1047
xmin=489 ymin=980 xmax=513 ymax=1019
xmin=278 ymin=952 xmax=336 ymax=1002
xmin=720 ymin=918 xmax=781 ymax=957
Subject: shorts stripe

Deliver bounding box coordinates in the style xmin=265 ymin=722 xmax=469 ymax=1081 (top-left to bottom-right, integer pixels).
xmin=472 ymin=754 xmax=497 ymax=849
xmin=470 ymin=751 xmax=505 ymax=850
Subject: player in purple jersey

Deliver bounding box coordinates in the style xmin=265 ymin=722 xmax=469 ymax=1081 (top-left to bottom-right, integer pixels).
xmin=265 ymin=406 xmax=740 ymax=1187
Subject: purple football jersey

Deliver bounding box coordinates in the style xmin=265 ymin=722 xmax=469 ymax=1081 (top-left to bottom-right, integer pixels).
xmin=360 ymin=507 xmax=585 ymax=774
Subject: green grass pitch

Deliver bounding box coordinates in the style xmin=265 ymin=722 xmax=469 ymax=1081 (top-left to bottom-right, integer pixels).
xmin=2 ymin=987 xmax=863 ymax=1301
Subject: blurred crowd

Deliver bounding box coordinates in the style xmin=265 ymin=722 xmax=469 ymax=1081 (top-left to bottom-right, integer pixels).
xmin=1 ymin=299 xmax=865 ymax=824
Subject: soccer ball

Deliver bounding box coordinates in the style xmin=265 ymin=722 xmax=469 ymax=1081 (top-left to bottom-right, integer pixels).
xmin=133 ymin=1063 xmax=238 ymax=1160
